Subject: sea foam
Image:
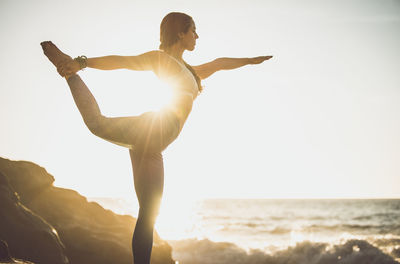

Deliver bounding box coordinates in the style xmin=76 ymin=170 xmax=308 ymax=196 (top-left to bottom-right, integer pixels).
xmin=169 ymin=238 xmax=399 ymax=264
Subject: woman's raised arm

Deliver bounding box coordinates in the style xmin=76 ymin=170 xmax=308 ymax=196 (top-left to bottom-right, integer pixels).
xmin=87 ymin=51 xmax=164 ymax=71
xmin=58 ymin=50 xmax=183 ymax=77
xmin=192 ymin=56 xmax=273 ymax=80
xmin=58 ymin=51 xmax=155 ymax=75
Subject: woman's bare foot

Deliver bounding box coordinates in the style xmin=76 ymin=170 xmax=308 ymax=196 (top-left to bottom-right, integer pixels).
xmin=41 ymin=41 xmax=79 ymax=78
xmin=41 ymin=41 xmax=72 ymax=67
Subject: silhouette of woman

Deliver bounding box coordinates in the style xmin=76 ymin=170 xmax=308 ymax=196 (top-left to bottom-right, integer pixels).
xmin=41 ymin=12 xmax=272 ymax=264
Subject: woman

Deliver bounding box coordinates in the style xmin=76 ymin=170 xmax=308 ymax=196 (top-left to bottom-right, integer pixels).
xmin=41 ymin=12 xmax=272 ymax=264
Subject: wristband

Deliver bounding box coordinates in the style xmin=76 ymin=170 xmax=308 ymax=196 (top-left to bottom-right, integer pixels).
xmin=74 ymin=55 xmax=88 ymax=70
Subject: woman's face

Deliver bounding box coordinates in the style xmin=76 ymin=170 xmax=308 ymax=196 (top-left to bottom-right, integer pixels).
xmin=180 ymin=21 xmax=199 ymax=51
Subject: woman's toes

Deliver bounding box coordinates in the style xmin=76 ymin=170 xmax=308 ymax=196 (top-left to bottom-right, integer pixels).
xmin=41 ymin=41 xmax=72 ymax=68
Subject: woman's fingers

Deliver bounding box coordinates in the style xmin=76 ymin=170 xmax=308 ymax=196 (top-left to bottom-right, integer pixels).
xmin=57 ymin=68 xmax=63 ymax=76
xmin=57 ymin=67 xmax=66 ymax=77
xmin=259 ymin=56 xmax=272 ymax=61
xmin=55 ymin=59 xmax=77 ymax=77
xmin=251 ymin=56 xmax=273 ymax=64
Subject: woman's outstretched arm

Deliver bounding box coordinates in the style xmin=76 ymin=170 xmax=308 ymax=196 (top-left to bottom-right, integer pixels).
xmin=86 ymin=55 xmax=150 ymax=71
xmin=192 ymin=56 xmax=273 ymax=80
xmin=59 ymin=50 xmax=180 ymax=76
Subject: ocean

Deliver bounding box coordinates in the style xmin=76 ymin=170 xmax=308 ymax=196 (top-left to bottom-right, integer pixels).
xmin=89 ymin=198 xmax=400 ymax=264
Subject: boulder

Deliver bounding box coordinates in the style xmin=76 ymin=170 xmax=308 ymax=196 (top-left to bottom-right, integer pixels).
xmin=0 ymin=159 xmax=54 ymax=205
xmin=0 ymin=171 xmax=69 ymax=264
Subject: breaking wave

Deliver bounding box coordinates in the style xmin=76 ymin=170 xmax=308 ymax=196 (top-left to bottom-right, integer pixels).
xmin=170 ymin=238 xmax=400 ymax=264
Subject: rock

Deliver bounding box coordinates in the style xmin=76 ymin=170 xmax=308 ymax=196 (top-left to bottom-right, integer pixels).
xmin=0 ymin=157 xmax=175 ymax=264
xmin=0 ymin=158 xmax=54 ymax=205
xmin=0 ymin=240 xmax=36 ymax=264
xmin=0 ymin=240 xmax=13 ymax=262
xmin=29 ymin=186 xmax=136 ymax=264
xmin=0 ymin=171 xmax=69 ymax=264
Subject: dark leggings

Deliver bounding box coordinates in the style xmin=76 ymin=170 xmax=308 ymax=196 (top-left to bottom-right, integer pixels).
xmin=67 ymin=75 xmax=176 ymax=264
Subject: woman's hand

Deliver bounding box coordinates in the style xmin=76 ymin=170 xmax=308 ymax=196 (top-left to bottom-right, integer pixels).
xmin=248 ymin=56 xmax=273 ymax=64
xmin=57 ymin=59 xmax=81 ymax=77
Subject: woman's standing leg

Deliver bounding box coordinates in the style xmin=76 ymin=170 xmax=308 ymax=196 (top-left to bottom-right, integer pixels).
xmin=130 ymin=150 xmax=164 ymax=264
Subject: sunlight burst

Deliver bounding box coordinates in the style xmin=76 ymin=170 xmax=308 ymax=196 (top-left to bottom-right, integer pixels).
xmin=148 ymin=80 xmax=174 ymax=111
xmin=156 ymin=196 xmax=202 ymax=240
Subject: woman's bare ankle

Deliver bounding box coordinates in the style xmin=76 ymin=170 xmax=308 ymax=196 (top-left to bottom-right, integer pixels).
xmin=65 ymin=74 xmax=78 ymax=80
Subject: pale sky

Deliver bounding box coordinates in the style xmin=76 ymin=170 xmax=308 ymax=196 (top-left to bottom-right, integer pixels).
xmin=1 ymin=0 xmax=399 ymax=201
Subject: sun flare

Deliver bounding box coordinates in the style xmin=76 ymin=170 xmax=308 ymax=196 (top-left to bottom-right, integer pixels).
xmin=148 ymin=80 xmax=174 ymax=111
xmin=156 ymin=196 xmax=202 ymax=241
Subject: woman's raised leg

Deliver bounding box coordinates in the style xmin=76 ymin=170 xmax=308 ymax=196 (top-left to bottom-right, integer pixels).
xmin=41 ymin=41 xmax=140 ymax=148
xmin=66 ymin=74 xmax=140 ymax=148
xmin=130 ymin=150 xmax=164 ymax=264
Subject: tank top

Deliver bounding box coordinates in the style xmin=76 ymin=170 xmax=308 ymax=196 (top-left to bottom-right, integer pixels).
xmin=162 ymin=52 xmax=199 ymax=100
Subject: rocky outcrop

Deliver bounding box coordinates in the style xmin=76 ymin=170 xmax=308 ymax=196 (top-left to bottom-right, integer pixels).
xmin=0 ymin=159 xmax=54 ymax=206
xmin=0 ymin=171 xmax=68 ymax=264
xmin=0 ymin=157 xmax=174 ymax=264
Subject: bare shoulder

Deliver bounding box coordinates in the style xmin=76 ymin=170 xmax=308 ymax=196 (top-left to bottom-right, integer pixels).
xmin=124 ymin=50 xmax=171 ymax=71
xmin=128 ymin=50 xmax=182 ymax=78
xmin=141 ymin=50 xmax=173 ymax=61
xmin=131 ymin=50 xmax=161 ymax=63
